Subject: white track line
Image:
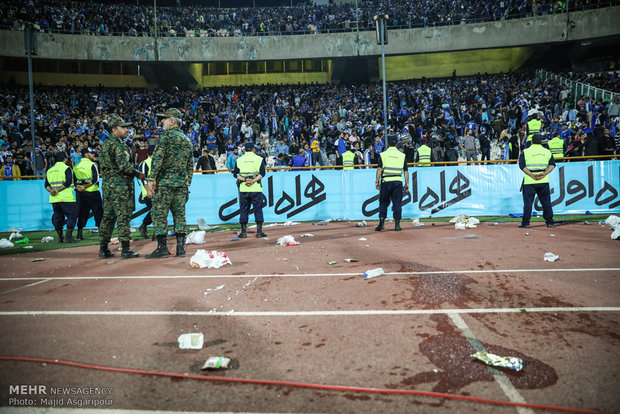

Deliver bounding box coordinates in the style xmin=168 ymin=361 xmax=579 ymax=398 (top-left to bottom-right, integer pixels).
xmin=448 ymin=313 xmax=534 ymax=414
xmin=0 ymin=279 xmax=51 ymax=295
xmin=0 ymin=267 xmax=618 ymax=281
xmin=1 ymin=307 xmax=619 ymax=317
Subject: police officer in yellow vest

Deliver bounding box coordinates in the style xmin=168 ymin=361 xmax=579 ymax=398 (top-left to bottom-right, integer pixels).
xmin=518 ymin=134 xmax=556 ymax=228
xmin=416 ymin=140 xmax=432 ymax=167
xmin=547 ymin=133 xmax=565 ymax=160
xmin=45 ymin=152 xmax=79 ymax=243
xmin=137 ymin=147 xmax=154 ymax=240
xmin=341 ymin=144 xmax=356 ymax=170
xmin=233 ymin=142 xmax=268 ymax=238
xmin=375 ymin=135 xmax=410 ymax=231
xmin=73 ymin=147 xmax=103 ymax=241
xmin=525 ymin=111 xmax=542 ymax=148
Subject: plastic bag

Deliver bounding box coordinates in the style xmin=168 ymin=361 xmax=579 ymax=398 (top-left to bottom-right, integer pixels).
xmin=0 ymin=238 xmax=14 ymax=248
xmin=8 ymin=231 xmax=23 ymax=241
xmin=276 ymin=235 xmax=296 ymax=245
xmin=454 ymin=222 xmax=466 ymax=230
xmin=41 ymin=236 xmax=54 ymax=243
xmin=190 ymin=250 xmax=232 ymax=269
xmin=604 ymin=215 xmax=620 ymax=230
xmin=197 ymin=218 xmax=219 ymax=231
xmin=185 ymin=230 xmax=206 ymax=244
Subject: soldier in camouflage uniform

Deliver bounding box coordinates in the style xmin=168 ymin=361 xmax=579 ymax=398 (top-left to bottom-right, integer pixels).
xmin=146 ymin=108 xmax=194 ymax=258
xmin=98 ymin=115 xmax=145 ymax=259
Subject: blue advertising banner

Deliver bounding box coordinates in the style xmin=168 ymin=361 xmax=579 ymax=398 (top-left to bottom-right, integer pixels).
xmin=2 ymin=161 xmax=619 ymax=231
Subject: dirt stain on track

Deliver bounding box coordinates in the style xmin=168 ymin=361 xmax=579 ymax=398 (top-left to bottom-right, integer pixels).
xmin=388 ymin=261 xmax=478 ymax=309
xmin=392 ymin=315 xmax=558 ymax=393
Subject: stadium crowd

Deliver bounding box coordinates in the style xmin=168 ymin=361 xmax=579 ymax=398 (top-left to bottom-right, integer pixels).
xmin=1 ymin=71 xmax=619 ymax=179
xmin=0 ymin=0 xmax=616 ymax=37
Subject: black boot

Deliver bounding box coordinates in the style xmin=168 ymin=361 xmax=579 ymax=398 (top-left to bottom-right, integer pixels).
xmin=238 ymin=223 xmax=247 ymax=238
xmin=121 ymin=240 xmax=140 ymax=259
xmin=64 ymin=229 xmax=79 ymax=243
xmin=76 ymin=228 xmax=83 ymax=241
xmin=56 ymin=229 xmax=64 ymax=243
xmin=375 ymin=218 xmax=385 ymax=231
xmin=138 ymin=223 xmax=149 ymax=240
xmin=395 ymin=220 xmax=401 ymax=231
xmin=98 ymin=242 xmax=114 ymax=258
xmin=256 ymin=222 xmax=267 ymax=238
xmin=176 ymin=234 xmax=186 ymax=257
xmin=146 ymin=235 xmax=170 ymax=259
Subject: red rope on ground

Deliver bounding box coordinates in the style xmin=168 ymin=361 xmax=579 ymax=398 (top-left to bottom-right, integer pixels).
xmin=0 ymin=355 xmax=606 ymax=414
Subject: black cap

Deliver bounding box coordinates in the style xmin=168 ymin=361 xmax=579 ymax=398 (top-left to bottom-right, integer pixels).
xmin=532 ymin=134 xmax=544 ymax=144
xmin=245 ymin=142 xmax=255 ymax=152
xmin=387 ymin=134 xmax=398 ymax=146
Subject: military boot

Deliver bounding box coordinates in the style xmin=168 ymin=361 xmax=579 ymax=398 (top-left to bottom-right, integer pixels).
xmin=394 ymin=220 xmax=401 ymax=231
xmin=121 ymin=241 xmax=140 ymax=259
xmin=98 ymin=242 xmax=114 ymax=259
xmin=375 ymin=218 xmax=385 ymax=231
xmin=256 ymin=222 xmax=267 ymax=238
xmin=56 ymin=229 xmax=64 ymax=243
xmin=238 ymin=223 xmax=247 ymax=238
xmin=176 ymin=234 xmax=186 ymax=257
xmin=138 ymin=223 xmax=149 ymax=240
xmin=146 ymin=235 xmax=170 ymax=259
xmin=64 ymin=229 xmax=80 ymax=243
xmin=76 ymin=228 xmax=83 ymax=241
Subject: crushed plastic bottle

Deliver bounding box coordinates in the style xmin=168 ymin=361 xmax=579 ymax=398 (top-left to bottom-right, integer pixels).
xmin=544 ymin=252 xmax=559 ymax=262
xmin=363 ymin=268 xmax=385 ymax=279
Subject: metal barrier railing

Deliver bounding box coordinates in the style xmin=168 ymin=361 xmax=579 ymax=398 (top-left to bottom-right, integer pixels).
xmin=9 ymin=155 xmax=617 ymax=179
xmin=536 ymin=69 xmax=620 ymax=105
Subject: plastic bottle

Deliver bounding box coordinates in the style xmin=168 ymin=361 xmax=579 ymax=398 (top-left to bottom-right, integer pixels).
xmin=363 ymin=268 xmax=384 ymax=279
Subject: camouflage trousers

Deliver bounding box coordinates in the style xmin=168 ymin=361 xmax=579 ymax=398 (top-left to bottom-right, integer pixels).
xmin=99 ymin=191 xmax=133 ymax=243
xmin=152 ymin=185 xmax=189 ymax=236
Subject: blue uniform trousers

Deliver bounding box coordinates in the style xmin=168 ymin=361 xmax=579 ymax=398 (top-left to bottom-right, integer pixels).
xmin=239 ymin=191 xmax=264 ymax=224
xmin=522 ymin=183 xmax=554 ymax=225
xmin=378 ymin=181 xmax=403 ymax=220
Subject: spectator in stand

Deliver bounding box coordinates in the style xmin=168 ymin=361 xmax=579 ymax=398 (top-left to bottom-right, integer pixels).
xmin=275 ymin=138 xmax=289 ymax=157
xmin=583 ymin=129 xmax=599 ymax=158
xmin=33 ymin=147 xmax=47 ymax=176
xmin=0 ymin=154 xmax=21 ymax=180
xmin=599 ymin=128 xmax=616 ymax=158
xmin=226 ymin=147 xmax=240 ymax=170
xmin=289 ymin=148 xmax=308 ymax=171
xmin=135 ymin=140 xmax=149 ymax=166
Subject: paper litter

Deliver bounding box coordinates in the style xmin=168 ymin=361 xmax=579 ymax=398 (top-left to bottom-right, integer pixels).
xmin=201 ymin=356 xmax=231 ymax=369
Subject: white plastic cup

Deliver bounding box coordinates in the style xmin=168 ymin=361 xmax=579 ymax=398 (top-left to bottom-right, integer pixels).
xmin=178 ymin=333 xmax=204 ymax=349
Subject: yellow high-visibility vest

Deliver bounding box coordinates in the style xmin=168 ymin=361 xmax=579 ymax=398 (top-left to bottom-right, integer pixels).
xmin=237 ymin=152 xmax=263 ymax=193
xmin=380 ymin=147 xmax=405 ymax=183
xmin=523 ymin=144 xmax=552 ymax=185
xmin=417 ymin=144 xmax=431 ymax=167
xmin=342 ymin=151 xmax=355 ymax=170
xmin=73 ymin=158 xmax=99 ymax=192
xmin=47 ymin=162 xmax=75 ymax=203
